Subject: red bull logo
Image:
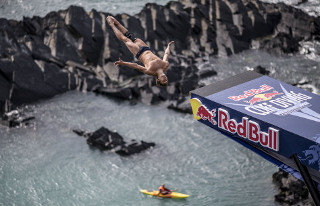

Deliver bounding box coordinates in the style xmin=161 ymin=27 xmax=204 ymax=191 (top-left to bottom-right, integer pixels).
xmin=245 ymin=91 xmax=283 ymax=105
xmin=196 ymin=105 xmax=217 ymax=125
xmin=228 ymin=84 xmax=273 ymax=102
xmin=190 ymin=98 xmax=217 ymax=125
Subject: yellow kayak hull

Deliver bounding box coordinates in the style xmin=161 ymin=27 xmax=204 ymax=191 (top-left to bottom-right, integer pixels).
xmin=140 ymin=189 xmax=189 ymax=199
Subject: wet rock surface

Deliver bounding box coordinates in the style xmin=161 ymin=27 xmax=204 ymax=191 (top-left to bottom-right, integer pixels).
xmin=272 ymin=169 xmax=314 ymax=205
xmin=1 ymin=109 xmax=35 ymax=128
xmin=246 ymin=65 xmax=271 ymax=75
xmin=73 ymin=127 xmax=155 ymax=156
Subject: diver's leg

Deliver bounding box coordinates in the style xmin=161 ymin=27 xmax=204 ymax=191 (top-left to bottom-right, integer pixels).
xmin=108 ymin=16 xmax=140 ymax=43
xmin=109 ymin=16 xmax=128 ymax=34
xmin=107 ymin=16 xmax=139 ymax=55
xmin=125 ymin=41 xmax=139 ymax=56
xmin=135 ymin=38 xmax=148 ymax=47
xmin=107 ymin=17 xmax=127 ymax=42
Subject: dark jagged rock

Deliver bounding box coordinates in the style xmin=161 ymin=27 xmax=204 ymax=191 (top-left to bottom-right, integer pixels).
xmin=293 ymin=79 xmax=318 ymax=94
xmin=247 ymin=65 xmax=270 ymax=75
xmin=260 ymin=32 xmax=301 ymax=54
xmin=254 ymin=65 xmax=270 ymax=75
xmin=116 ymin=140 xmax=155 ymax=156
xmin=86 ymin=127 xmax=125 ymax=150
xmin=65 ymin=7 xmax=105 ymax=66
xmin=0 ymin=17 xmax=76 ymax=113
xmin=72 ymin=129 xmax=91 ymax=137
xmin=94 ymin=85 xmax=134 ymax=100
xmin=297 ymin=0 xmax=308 ymax=6
xmin=1 ymin=0 xmax=319 ymax=115
xmin=167 ymin=97 xmax=193 ymax=114
xmin=73 ymin=127 xmax=155 ymax=155
xmin=1 ymin=109 xmax=35 ymax=127
xmin=272 ymin=169 xmax=312 ymax=205
xmin=0 ymin=53 xmax=69 ymax=105
xmin=199 ymin=69 xmax=218 ymax=79
xmin=24 ymin=35 xmax=64 ymax=66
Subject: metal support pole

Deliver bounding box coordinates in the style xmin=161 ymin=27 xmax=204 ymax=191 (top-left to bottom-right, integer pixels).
xmin=292 ymin=154 xmax=320 ymax=206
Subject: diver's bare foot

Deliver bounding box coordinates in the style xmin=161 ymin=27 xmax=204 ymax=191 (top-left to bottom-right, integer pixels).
xmin=106 ymin=16 xmax=114 ymax=25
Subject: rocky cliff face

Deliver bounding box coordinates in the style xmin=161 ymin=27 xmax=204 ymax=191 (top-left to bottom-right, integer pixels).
xmin=0 ymin=0 xmax=319 ymax=114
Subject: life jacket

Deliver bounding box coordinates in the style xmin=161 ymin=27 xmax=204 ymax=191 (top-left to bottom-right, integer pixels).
xmin=159 ymin=185 xmax=165 ymax=191
xmin=159 ymin=185 xmax=169 ymax=191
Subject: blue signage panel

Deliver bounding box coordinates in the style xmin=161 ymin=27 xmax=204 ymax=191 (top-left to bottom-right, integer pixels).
xmin=190 ymin=71 xmax=320 ymax=186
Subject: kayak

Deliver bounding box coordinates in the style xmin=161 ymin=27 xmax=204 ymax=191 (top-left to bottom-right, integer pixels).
xmin=140 ymin=189 xmax=189 ymax=199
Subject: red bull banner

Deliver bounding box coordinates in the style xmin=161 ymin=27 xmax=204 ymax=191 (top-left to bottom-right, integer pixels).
xmin=190 ymin=71 xmax=320 ymax=187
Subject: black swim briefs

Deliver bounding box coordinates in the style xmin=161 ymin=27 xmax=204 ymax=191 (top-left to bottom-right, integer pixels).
xmin=135 ymin=46 xmax=151 ymax=59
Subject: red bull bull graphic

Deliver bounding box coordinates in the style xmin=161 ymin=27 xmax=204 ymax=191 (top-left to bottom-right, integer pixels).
xmin=190 ymin=98 xmax=217 ymax=125
xmin=196 ymin=105 xmax=217 ymax=125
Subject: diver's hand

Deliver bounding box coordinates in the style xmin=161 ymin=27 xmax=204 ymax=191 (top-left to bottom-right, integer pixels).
xmin=114 ymin=58 xmax=124 ymax=66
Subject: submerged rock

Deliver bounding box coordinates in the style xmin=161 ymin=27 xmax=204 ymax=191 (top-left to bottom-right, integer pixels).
xmin=260 ymin=32 xmax=301 ymax=54
xmin=116 ymin=140 xmax=156 ymax=156
xmin=1 ymin=109 xmax=35 ymax=128
xmin=272 ymin=169 xmax=312 ymax=205
xmin=73 ymin=127 xmax=155 ymax=155
xmin=292 ymin=79 xmax=319 ymax=94
xmin=246 ymin=65 xmax=270 ymax=75
xmin=199 ymin=69 xmax=218 ymax=79
xmin=167 ymin=97 xmax=193 ymax=114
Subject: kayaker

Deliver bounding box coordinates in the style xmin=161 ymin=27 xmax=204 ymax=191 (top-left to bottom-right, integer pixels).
xmin=158 ymin=184 xmax=172 ymax=195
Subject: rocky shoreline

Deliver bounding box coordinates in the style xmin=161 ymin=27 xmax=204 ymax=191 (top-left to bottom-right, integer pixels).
xmin=273 ymin=169 xmax=312 ymax=205
xmin=1 ymin=0 xmax=319 ymax=115
xmin=0 ymin=0 xmax=319 ymax=204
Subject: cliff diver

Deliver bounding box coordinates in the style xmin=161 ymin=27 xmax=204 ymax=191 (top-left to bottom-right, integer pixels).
xmin=106 ymin=16 xmax=174 ymax=86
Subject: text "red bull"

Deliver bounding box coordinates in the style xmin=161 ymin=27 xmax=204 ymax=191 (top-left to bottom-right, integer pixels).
xmin=228 ymin=84 xmax=273 ymax=102
xmin=245 ymin=90 xmax=283 ymax=105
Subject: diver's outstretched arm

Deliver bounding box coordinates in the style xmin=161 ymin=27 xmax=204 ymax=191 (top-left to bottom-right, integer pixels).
xmin=114 ymin=58 xmax=151 ymax=74
xmin=163 ymin=41 xmax=174 ymax=62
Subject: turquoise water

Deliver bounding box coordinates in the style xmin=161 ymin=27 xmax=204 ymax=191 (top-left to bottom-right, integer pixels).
xmin=0 ymin=91 xmax=279 ymax=206
xmin=1 ymin=0 xmax=319 ymax=21
xmin=0 ymin=0 xmax=171 ymax=20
